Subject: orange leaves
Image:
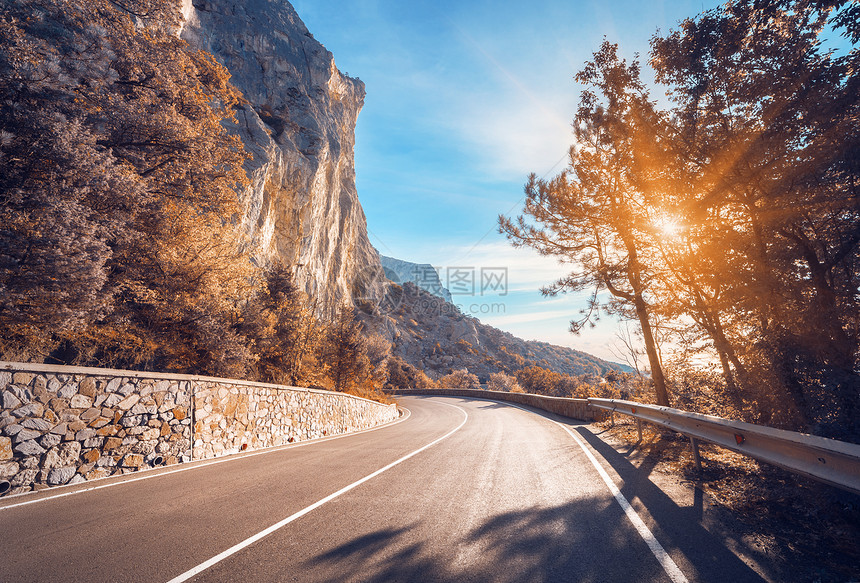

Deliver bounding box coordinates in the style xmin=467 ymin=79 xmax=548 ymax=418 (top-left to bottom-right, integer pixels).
xmin=0 ymin=0 xmax=259 ymax=371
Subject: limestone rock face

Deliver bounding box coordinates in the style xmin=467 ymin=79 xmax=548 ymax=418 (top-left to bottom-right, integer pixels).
xmin=379 ymin=255 xmax=453 ymax=303
xmin=180 ymin=0 xmax=381 ymax=312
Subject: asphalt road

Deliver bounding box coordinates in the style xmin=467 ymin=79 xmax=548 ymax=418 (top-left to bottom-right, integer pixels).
xmin=0 ymin=396 xmax=769 ymax=583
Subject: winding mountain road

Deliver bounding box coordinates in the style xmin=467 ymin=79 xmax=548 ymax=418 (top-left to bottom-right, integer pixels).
xmin=1 ymin=396 xmax=771 ymax=582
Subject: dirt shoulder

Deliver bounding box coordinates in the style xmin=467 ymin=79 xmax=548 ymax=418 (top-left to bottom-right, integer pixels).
xmin=591 ymin=419 xmax=860 ymax=583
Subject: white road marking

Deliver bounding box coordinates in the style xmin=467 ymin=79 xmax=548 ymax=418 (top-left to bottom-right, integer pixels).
xmin=0 ymin=407 xmax=410 ymax=512
xmin=560 ymin=424 xmax=689 ymax=583
xmin=459 ymin=397 xmax=690 ymax=583
xmin=164 ymin=402 xmax=468 ymax=583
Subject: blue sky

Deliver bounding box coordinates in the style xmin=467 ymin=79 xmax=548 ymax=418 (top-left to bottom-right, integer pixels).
xmin=289 ymin=0 xmax=724 ymax=363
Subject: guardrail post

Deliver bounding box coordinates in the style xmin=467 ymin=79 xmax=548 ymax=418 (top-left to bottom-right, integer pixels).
xmin=636 ymin=419 xmax=643 ymax=443
xmin=690 ymin=437 xmax=702 ymax=472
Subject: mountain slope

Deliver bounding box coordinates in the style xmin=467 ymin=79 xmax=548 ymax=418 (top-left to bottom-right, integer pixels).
xmin=379 ymin=255 xmax=453 ymax=303
xmin=362 ymin=282 xmax=626 ymax=381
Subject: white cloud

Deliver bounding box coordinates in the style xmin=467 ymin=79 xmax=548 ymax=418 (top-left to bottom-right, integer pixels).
xmin=427 ymin=19 xmax=580 ymax=181
xmin=427 ymin=240 xmax=574 ymax=289
xmin=481 ymin=308 xmax=575 ymax=327
xmin=450 ymin=95 xmax=573 ymax=180
xmin=495 ymin=316 xmax=626 ymax=363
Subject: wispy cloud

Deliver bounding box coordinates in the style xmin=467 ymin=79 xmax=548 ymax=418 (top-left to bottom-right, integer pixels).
xmin=430 ymin=240 xmax=572 ymax=287
xmin=488 ymin=315 xmax=627 ymax=362
xmin=481 ymin=308 xmax=574 ymax=326
xmin=443 ymin=22 xmax=576 ymax=179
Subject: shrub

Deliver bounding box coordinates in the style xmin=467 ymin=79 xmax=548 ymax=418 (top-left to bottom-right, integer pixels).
xmin=438 ymin=368 xmax=480 ymax=389
xmin=488 ymin=372 xmax=522 ymax=392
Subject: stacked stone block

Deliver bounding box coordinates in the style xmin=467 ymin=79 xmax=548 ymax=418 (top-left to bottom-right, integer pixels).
xmin=0 ymin=370 xmax=191 ymax=496
xmin=193 ymin=384 xmax=398 ymax=459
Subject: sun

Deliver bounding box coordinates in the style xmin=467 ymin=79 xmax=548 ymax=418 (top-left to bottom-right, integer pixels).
xmin=660 ymin=219 xmax=681 ymax=236
xmin=654 ymin=215 xmax=683 ymax=238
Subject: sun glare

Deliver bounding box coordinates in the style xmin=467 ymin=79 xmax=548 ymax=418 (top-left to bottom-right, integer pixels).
xmin=654 ymin=215 xmax=683 ymax=238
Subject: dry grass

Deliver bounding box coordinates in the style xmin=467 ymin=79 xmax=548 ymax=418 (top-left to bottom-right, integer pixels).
xmin=594 ymin=418 xmax=860 ymax=583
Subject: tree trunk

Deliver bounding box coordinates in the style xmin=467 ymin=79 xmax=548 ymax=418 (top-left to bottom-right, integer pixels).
xmin=707 ymin=312 xmax=752 ymax=405
xmin=633 ymin=294 xmax=670 ymax=406
xmin=620 ymin=221 xmax=670 ymax=407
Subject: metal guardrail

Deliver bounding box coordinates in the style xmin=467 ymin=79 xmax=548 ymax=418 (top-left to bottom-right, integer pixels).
xmin=588 ymin=398 xmax=860 ymax=495
xmin=392 ymin=388 xmax=594 ymax=421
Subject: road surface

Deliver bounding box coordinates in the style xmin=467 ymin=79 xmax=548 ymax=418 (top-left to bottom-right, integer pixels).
xmin=0 ymin=395 xmax=770 ymax=582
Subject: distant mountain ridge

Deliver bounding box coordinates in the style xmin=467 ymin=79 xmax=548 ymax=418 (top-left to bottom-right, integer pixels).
xmin=379 ymin=255 xmax=453 ymax=303
xmin=361 ymin=279 xmax=629 ymax=381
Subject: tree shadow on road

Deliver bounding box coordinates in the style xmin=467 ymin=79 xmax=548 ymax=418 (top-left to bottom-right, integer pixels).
xmin=574 ymin=425 xmax=782 ymax=582
xmin=458 ymin=495 xmax=673 ymax=583
xmin=302 ymin=524 xmax=450 ymax=583
xmin=303 ymin=495 xmax=669 ymax=583
xmin=471 ymin=401 xmax=511 ymax=410
xmin=302 ymin=485 xmax=768 ymax=583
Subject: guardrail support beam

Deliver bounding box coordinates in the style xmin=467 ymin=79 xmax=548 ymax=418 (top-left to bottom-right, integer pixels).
xmin=585 ymin=397 xmax=860 ymax=494
xmin=637 ymin=419 xmax=643 ymax=443
xmin=690 ymin=437 xmax=702 ymax=472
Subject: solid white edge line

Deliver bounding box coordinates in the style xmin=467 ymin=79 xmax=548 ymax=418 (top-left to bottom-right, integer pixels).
xmin=0 ymin=406 xmax=411 ymax=512
xmin=164 ymin=401 xmax=468 ymax=583
xmin=456 ymin=397 xmax=689 ymax=583
xmin=561 ymin=426 xmax=689 ymax=583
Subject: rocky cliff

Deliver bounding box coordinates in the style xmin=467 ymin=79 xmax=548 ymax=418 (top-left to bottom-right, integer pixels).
xmin=379 ymin=255 xmax=453 ymax=303
xmin=180 ymin=0 xmax=381 ymax=313
xmin=180 ymin=1 xmax=622 ymax=381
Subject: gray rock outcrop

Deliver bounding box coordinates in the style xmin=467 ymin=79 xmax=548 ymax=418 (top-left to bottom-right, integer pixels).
xmin=379 ymin=255 xmax=453 ymax=303
xmin=180 ymin=0 xmax=382 ymax=313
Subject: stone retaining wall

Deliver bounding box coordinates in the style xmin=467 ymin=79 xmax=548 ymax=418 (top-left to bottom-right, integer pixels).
xmin=0 ymin=363 xmax=398 ymax=496
xmin=193 ymin=382 xmax=398 ymax=459
xmin=392 ymin=388 xmax=601 ymax=422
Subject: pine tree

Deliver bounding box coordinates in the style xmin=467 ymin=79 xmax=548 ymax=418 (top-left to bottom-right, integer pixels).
xmin=500 ymin=41 xmax=672 ymax=406
xmin=323 ymin=305 xmax=371 ymax=393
